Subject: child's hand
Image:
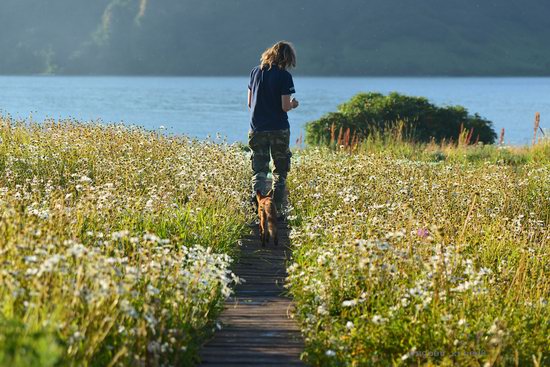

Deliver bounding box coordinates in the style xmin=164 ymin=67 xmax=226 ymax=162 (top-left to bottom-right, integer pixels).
xmin=291 ymin=98 xmax=299 ymax=109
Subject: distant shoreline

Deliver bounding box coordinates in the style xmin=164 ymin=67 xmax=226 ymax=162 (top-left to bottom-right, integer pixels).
xmin=2 ymin=74 xmax=550 ymax=78
xmin=1 ymin=76 xmax=546 ymax=146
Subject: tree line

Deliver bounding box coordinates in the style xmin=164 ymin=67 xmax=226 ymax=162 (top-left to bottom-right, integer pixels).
xmin=1 ymin=0 xmax=549 ymax=75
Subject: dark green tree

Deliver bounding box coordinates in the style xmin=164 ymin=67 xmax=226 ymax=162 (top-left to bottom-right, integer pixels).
xmin=1 ymin=0 xmax=550 ymax=75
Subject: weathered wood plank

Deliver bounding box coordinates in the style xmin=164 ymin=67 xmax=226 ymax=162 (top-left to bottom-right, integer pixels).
xmin=199 ymin=221 xmax=305 ymax=366
xmin=201 ymin=363 xmax=304 ymax=367
xmin=200 ymin=354 xmax=303 ymax=363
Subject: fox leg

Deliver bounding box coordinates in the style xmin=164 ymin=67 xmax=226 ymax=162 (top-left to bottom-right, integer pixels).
xmin=259 ymin=221 xmax=266 ymax=247
xmin=267 ymin=220 xmax=277 ymax=246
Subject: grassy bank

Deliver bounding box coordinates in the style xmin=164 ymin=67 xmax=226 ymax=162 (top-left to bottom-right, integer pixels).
xmin=286 ymin=140 xmax=549 ymax=366
xmin=0 ymin=118 xmax=250 ymax=366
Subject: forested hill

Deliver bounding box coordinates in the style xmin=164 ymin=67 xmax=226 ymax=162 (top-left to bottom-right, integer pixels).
xmin=1 ymin=0 xmax=550 ymax=76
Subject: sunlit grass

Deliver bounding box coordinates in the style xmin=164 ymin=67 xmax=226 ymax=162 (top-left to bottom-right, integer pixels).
xmin=0 ymin=117 xmax=251 ymax=366
xmin=2 ymin=114 xmax=548 ymax=366
xmin=287 ymin=141 xmax=549 ymax=366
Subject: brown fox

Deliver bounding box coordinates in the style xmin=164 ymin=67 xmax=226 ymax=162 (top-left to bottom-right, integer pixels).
xmin=256 ymin=190 xmax=278 ymax=247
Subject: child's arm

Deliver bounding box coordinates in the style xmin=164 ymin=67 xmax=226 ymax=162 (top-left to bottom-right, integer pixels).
xmin=282 ymin=95 xmax=299 ymax=112
xmin=248 ymin=88 xmax=252 ymax=108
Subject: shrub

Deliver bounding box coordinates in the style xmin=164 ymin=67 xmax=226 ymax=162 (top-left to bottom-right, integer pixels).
xmin=305 ymin=92 xmax=497 ymax=145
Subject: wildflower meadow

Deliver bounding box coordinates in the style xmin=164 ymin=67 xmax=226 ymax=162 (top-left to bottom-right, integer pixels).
xmin=1 ymin=116 xmax=548 ymax=367
xmin=286 ymin=143 xmax=549 ymax=366
xmin=0 ymin=117 xmax=250 ymax=366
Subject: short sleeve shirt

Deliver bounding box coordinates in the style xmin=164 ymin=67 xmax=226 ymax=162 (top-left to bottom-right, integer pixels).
xmin=248 ymin=65 xmax=295 ymax=132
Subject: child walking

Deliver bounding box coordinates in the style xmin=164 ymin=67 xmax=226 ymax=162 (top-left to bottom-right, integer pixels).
xmin=248 ymin=41 xmax=299 ymax=217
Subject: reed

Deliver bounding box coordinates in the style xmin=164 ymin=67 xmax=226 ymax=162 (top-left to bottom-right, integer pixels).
xmin=499 ymin=128 xmax=505 ymax=145
xmin=533 ymin=112 xmax=541 ymax=145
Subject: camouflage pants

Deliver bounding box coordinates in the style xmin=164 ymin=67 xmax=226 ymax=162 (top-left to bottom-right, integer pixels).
xmin=248 ymin=129 xmax=292 ymax=211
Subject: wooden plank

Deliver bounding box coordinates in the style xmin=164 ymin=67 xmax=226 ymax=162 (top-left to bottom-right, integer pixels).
xmin=212 ymin=329 xmax=302 ymax=336
xmin=198 ymin=220 xmax=304 ymax=366
xmin=220 ymin=310 xmax=294 ymax=322
xmin=219 ymin=313 xmax=297 ymax=320
xmin=219 ymin=320 xmax=298 ymax=326
xmin=201 ymin=363 xmax=304 ymax=367
xmin=202 ymin=361 xmax=303 ymax=367
xmin=202 ymin=353 xmax=304 ymax=359
xmin=220 ymin=314 xmax=296 ymax=319
xmin=205 ymin=337 xmax=303 ymax=345
xmin=209 ymin=332 xmax=302 ymax=339
xmin=201 ymin=364 xmax=303 ymax=367
xmin=201 ymin=356 xmax=303 ymax=363
xmin=235 ymin=279 xmax=285 ymax=283
xmin=202 ymin=352 xmax=304 ymax=358
xmin=221 ymin=310 xmax=293 ymax=316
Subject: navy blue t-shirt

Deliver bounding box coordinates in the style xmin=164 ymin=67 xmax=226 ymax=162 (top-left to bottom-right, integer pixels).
xmin=248 ymin=65 xmax=295 ymax=132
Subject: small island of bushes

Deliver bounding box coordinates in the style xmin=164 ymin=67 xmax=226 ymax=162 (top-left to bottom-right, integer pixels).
xmin=305 ymin=92 xmax=497 ymax=146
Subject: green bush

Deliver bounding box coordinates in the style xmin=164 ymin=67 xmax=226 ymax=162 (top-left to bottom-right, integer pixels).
xmin=305 ymin=92 xmax=497 ymax=145
xmin=0 ymin=317 xmax=63 ymax=367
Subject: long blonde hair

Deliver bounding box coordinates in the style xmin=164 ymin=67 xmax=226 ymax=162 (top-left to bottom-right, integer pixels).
xmin=260 ymin=41 xmax=297 ymax=70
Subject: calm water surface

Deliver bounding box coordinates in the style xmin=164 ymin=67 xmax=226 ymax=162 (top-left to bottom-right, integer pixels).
xmin=1 ymin=76 xmax=549 ymax=145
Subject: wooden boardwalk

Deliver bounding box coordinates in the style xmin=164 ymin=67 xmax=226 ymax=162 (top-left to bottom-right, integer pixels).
xmin=199 ymin=221 xmax=305 ymax=366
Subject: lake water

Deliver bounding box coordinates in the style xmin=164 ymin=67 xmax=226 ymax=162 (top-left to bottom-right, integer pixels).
xmin=1 ymin=76 xmax=549 ymax=145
